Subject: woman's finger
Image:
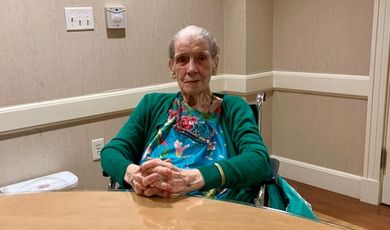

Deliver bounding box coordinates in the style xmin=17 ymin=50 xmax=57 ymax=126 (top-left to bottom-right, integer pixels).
xmin=143 ymin=187 xmax=161 ymax=197
xmin=142 ymin=165 xmax=174 ymax=180
xmin=150 ymin=180 xmax=174 ymax=192
xmin=142 ymin=167 xmax=175 ymax=187
xmin=131 ymin=173 xmax=147 ymax=190
xmin=156 ymin=190 xmax=171 ymax=198
xmin=132 ymin=181 xmax=145 ymax=195
xmin=140 ymin=158 xmax=178 ymax=172
xmin=141 ymin=172 xmax=164 ymax=187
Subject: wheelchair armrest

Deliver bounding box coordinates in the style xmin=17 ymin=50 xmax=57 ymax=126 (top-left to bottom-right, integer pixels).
xmin=270 ymin=157 xmax=280 ymax=179
xmin=254 ymin=157 xmax=280 ymax=207
xmin=102 ymin=171 xmax=118 ymax=190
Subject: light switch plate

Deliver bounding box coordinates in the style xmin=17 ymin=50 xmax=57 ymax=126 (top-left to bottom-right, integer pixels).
xmin=64 ymin=7 xmax=94 ymax=31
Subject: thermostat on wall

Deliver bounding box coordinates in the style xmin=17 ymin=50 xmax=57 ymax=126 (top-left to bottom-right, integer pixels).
xmin=105 ymin=7 xmax=126 ymax=29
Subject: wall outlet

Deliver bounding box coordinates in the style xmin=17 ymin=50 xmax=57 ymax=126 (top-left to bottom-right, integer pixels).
xmin=91 ymin=138 xmax=104 ymax=161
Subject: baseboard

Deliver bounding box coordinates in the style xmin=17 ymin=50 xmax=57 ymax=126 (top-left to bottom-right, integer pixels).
xmin=360 ymin=178 xmax=381 ymax=204
xmin=273 ymin=155 xmax=380 ymax=204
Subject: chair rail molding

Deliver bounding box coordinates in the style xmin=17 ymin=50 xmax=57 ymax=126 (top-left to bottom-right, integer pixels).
xmin=273 ymin=71 xmax=369 ymax=97
xmin=0 ymin=71 xmax=368 ymax=135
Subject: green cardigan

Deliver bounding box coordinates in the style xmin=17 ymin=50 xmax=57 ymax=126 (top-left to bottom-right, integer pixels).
xmin=101 ymin=93 xmax=271 ymax=200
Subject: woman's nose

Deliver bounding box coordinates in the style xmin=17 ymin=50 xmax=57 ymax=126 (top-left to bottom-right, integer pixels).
xmin=186 ymin=58 xmax=198 ymax=74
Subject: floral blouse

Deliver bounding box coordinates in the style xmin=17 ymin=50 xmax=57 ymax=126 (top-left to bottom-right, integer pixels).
xmin=141 ymin=93 xmax=228 ymax=166
xmin=140 ymin=93 xmax=229 ymax=198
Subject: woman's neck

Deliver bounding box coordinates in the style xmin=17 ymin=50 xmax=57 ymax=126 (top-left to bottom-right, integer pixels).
xmin=182 ymin=91 xmax=213 ymax=113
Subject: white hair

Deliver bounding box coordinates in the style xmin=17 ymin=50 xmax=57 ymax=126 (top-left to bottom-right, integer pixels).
xmin=168 ymin=25 xmax=219 ymax=60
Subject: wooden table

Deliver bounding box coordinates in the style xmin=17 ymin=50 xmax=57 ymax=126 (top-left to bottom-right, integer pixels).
xmin=0 ymin=191 xmax=342 ymax=229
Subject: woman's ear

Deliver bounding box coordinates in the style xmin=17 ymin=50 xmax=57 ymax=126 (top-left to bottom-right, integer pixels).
xmin=168 ymin=59 xmax=173 ymax=70
xmin=168 ymin=60 xmax=176 ymax=79
xmin=212 ymin=56 xmax=219 ymax=75
xmin=171 ymin=71 xmax=176 ymax=79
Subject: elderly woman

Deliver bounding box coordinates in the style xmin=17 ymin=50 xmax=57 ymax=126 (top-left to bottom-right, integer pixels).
xmin=101 ymin=25 xmax=271 ymax=203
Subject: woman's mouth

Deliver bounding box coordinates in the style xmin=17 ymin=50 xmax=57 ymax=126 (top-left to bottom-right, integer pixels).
xmin=185 ymin=80 xmax=200 ymax=84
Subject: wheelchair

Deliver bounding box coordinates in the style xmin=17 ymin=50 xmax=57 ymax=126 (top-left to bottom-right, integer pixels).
xmin=101 ymin=91 xmax=317 ymax=220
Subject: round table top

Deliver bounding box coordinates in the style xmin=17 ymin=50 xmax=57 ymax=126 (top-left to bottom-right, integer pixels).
xmin=0 ymin=191 xmax=342 ymax=229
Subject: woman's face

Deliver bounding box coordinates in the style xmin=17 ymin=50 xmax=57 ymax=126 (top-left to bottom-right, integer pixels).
xmin=169 ymin=36 xmax=218 ymax=98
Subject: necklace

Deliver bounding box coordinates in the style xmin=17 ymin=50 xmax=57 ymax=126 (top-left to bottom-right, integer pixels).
xmin=173 ymin=93 xmax=216 ymax=145
xmin=208 ymin=95 xmax=214 ymax=113
xmin=184 ymin=94 xmax=214 ymax=113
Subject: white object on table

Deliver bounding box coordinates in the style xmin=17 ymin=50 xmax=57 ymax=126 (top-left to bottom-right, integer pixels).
xmin=0 ymin=171 xmax=78 ymax=194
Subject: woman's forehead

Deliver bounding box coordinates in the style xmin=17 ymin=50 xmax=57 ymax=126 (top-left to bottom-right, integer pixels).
xmin=175 ymin=36 xmax=210 ymax=54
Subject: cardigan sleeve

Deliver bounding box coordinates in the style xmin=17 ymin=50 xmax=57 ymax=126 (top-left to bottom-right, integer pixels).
xmin=198 ymin=95 xmax=271 ymax=190
xmin=100 ymin=95 xmax=151 ymax=188
xmin=100 ymin=93 xmax=175 ymax=188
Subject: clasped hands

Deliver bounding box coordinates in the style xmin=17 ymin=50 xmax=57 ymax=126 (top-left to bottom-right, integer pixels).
xmin=124 ymin=158 xmax=205 ymax=198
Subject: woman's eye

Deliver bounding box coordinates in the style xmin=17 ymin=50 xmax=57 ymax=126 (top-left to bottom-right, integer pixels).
xmin=176 ymin=56 xmax=189 ymax=64
xmin=199 ymin=55 xmax=207 ymax=61
xmin=197 ymin=55 xmax=208 ymax=61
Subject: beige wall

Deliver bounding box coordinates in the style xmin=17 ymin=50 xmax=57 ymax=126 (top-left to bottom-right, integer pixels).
xmin=272 ymin=91 xmax=367 ymax=175
xmin=0 ymin=0 xmax=224 ymax=107
xmin=273 ymin=0 xmax=373 ymax=75
xmin=223 ymin=0 xmax=246 ymax=74
xmin=223 ymin=0 xmax=273 ymax=74
xmin=0 ymin=116 xmax=127 ymax=188
xmin=271 ymin=0 xmax=373 ymax=175
xmin=0 ymin=0 xmax=374 ymax=190
xmin=246 ymin=0 xmax=273 ymax=74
